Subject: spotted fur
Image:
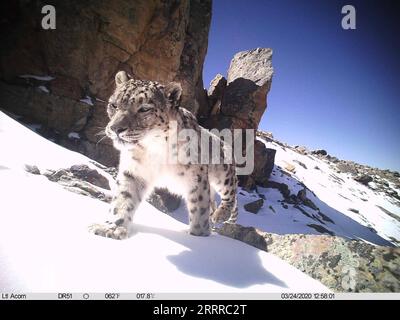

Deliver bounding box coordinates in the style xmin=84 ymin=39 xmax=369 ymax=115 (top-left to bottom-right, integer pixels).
xmin=89 ymin=71 xmax=238 ymax=240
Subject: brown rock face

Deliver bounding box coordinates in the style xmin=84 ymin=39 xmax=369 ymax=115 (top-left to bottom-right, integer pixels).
xmin=224 ymin=48 xmax=273 ymax=129
xmin=0 ymin=0 xmax=211 ymax=166
xmin=202 ymin=49 xmax=275 ymax=190
xmin=203 ymin=48 xmax=273 ymax=130
xmin=239 ymin=140 xmax=276 ymax=190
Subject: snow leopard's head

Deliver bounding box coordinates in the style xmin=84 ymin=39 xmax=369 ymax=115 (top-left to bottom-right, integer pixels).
xmin=105 ymin=71 xmax=182 ymax=150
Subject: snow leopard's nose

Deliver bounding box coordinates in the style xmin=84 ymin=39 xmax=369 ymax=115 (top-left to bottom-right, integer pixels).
xmin=111 ymin=125 xmax=128 ymax=136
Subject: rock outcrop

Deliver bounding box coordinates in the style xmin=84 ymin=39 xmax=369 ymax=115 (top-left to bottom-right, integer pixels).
xmin=0 ymin=0 xmax=211 ymax=166
xmin=204 ymin=73 xmax=226 ymax=118
xmin=26 ymin=162 xmax=182 ymax=214
xmin=311 ymin=149 xmax=328 ymax=156
xmin=239 ymin=140 xmax=276 ymax=190
xmin=218 ymin=223 xmax=400 ymax=292
xmin=354 ymin=174 xmax=373 ymax=186
xmin=202 ymin=48 xmax=273 ymax=130
xmin=243 ymin=198 xmax=264 ymax=214
xmin=202 ymin=49 xmax=275 ymax=190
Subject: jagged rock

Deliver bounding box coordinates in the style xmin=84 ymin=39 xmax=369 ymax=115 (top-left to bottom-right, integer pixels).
xmin=42 ymin=168 xmax=112 ymax=203
xmin=24 ymin=164 xmax=40 ymax=175
xmin=204 ymin=48 xmax=273 ymax=130
xmin=297 ymin=188 xmax=307 ymax=202
xmin=0 ymin=0 xmax=211 ymax=166
xmin=217 ymin=224 xmax=267 ymax=250
xmin=37 ymin=163 xmax=182 ymax=213
xmin=263 ymin=180 xmax=290 ymax=199
xmin=253 ymin=144 xmax=276 ymax=184
xmin=223 ymin=48 xmax=273 ymax=129
xmin=244 ymin=199 xmax=264 ymax=214
xmin=0 ymin=82 xmax=91 ymax=135
xmin=311 ymin=149 xmax=328 ymax=156
xmin=386 ymin=190 xmax=400 ymax=201
xmin=294 ymin=146 xmax=308 ymax=155
xmin=354 ymin=174 xmax=373 ymax=186
xmin=218 ymin=223 xmax=400 ymax=292
xmin=285 ymin=163 xmax=296 ymax=173
xmin=148 ymin=188 xmax=182 ymax=214
xmin=294 ymin=159 xmax=307 ymax=169
xmin=206 ymin=74 xmax=226 ymax=117
xmin=326 ymin=154 xmax=339 ymax=163
xmin=297 ymin=188 xmax=319 ymax=211
xmin=256 ymin=130 xmax=274 ymax=140
xmin=69 ymin=164 xmax=111 ymax=190
xmin=239 ymin=141 xmax=276 ymax=190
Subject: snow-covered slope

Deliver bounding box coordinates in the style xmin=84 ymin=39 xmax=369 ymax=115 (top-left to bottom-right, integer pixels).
xmin=0 ymin=112 xmax=328 ymax=292
xmin=236 ymin=136 xmax=399 ymax=247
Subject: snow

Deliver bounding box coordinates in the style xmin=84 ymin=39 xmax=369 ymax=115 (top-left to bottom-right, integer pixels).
xmin=0 ymin=111 xmax=328 ymax=292
xmin=248 ymin=137 xmax=400 ymax=246
xmin=79 ymin=96 xmax=94 ymax=106
xmin=0 ymin=113 xmax=94 ymax=172
xmin=19 ymin=75 xmax=55 ymax=81
xmin=37 ymin=85 xmax=49 ymax=94
xmin=68 ymin=132 xmax=80 ymax=139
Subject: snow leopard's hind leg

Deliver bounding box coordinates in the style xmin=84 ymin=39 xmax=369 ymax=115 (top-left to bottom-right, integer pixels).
xmin=209 ymin=163 xmax=238 ymax=225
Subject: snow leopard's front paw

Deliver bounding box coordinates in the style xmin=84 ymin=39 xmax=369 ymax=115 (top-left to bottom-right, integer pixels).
xmin=89 ymin=222 xmax=128 ymax=240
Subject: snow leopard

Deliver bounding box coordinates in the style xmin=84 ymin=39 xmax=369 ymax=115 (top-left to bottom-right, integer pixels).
xmin=89 ymin=71 xmax=238 ymax=240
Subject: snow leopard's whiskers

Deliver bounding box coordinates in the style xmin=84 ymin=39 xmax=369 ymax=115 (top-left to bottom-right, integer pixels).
xmin=96 ymin=134 xmax=108 ymax=146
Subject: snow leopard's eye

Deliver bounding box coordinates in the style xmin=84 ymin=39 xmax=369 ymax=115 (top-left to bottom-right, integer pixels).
xmin=138 ymin=105 xmax=151 ymax=113
xmin=109 ymin=103 xmax=118 ymax=110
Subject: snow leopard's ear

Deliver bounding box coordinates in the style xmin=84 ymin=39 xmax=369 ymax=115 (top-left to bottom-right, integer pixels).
xmin=165 ymin=82 xmax=182 ymax=108
xmin=115 ymin=70 xmax=129 ymax=87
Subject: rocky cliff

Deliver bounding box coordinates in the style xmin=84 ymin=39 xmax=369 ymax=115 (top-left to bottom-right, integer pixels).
xmin=0 ymin=2 xmax=277 ymax=191
xmin=0 ymin=0 xmax=211 ymax=166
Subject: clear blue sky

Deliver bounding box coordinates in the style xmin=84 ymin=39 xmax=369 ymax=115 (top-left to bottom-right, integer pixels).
xmin=203 ymin=0 xmax=400 ymax=172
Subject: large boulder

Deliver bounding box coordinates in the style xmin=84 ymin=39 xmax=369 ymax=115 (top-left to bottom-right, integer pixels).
xmin=311 ymin=149 xmax=328 ymax=156
xmin=218 ymin=223 xmax=400 ymax=292
xmin=224 ymin=48 xmax=273 ymax=128
xmin=203 ymin=48 xmax=273 ymax=130
xmin=354 ymin=174 xmax=373 ymax=186
xmin=0 ymin=0 xmax=211 ymax=166
xmin=244 ymin=198 xmax=264 ymax=214
xmin=239 ymin=140 xmax=276 ymax=190
xmin=202 ymin=48 xmax=274 ymax=189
